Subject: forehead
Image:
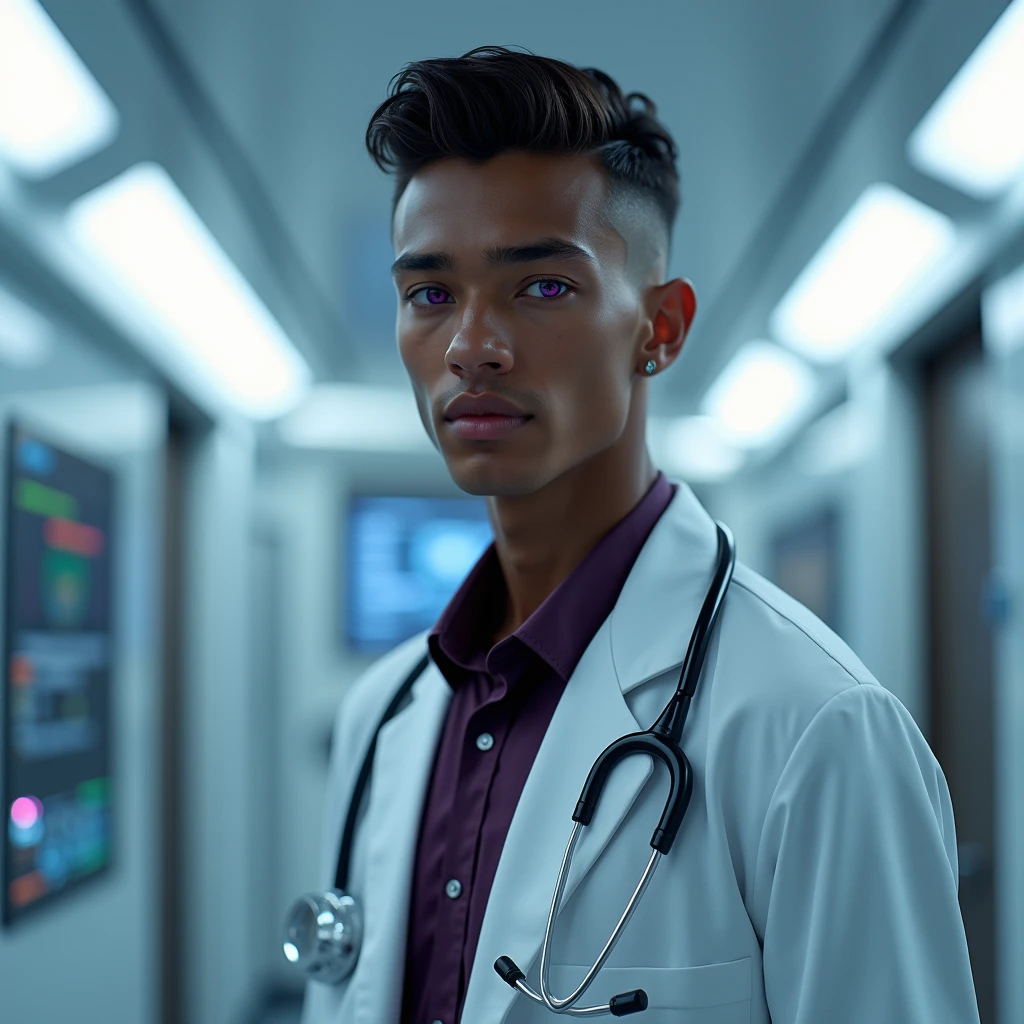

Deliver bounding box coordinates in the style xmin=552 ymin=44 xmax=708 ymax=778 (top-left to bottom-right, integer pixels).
xmin=392 ymin=150 xmax=623 ymax=262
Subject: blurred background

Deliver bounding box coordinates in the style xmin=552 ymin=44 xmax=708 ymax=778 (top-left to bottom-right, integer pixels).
xmin=1 ymin=1 xmax=1023 ymax=1021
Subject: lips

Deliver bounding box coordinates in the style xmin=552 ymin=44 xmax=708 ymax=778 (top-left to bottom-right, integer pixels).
xmin=444 ymin=393 xmax=530 ymax=420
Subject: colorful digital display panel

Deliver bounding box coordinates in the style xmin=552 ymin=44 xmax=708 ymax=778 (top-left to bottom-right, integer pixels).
xmin=344 ymin=494 xmax=493 ymax=654
xmin=3 ymin=421 xmax=114 ymax=926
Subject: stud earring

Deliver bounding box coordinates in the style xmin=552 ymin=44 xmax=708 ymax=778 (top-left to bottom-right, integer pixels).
xmin=644 ymin=359 xmax=657 ymax=375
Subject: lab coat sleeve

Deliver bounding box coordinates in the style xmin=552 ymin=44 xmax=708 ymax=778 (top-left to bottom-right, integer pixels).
xmin=752 ymin=683 xmax=980 ymax=1024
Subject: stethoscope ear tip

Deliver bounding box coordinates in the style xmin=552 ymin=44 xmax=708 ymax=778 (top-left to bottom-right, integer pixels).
xmin=494 ymin=955 xmax=526 ymax=988
xmin=609 ymin=988 xmax=649 ymax=1017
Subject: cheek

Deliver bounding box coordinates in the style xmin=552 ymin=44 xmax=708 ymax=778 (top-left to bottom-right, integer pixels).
xmin=549 ymin=337 xmax=632 ymax=441
xmin=398 ymin=333 xmax=434 ymax=398
xmin=397 ymin=329 xmax=417 ymax=373
xmin=396 ymin=336 xmax=435 ymax=425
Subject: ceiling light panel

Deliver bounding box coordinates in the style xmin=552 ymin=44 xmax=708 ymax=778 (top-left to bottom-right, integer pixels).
xmin=701 ymin=340 xmax=817 ymax=449
xmin=769 ymin=183 xmax=955 ymax=362
xmin=983 ymin=261 xmax=1024 ymax=356
xmin=907 ymin=0 xmax=1024 ymax=199
xmin=0 ymin=0 xmax=119 ymax=177
xmin=67 ymin=163 xmax=310 ymax=420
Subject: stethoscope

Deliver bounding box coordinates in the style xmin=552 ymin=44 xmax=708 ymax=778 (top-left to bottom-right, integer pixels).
xmin=283 ymin=520 xmax=735 ymax=1018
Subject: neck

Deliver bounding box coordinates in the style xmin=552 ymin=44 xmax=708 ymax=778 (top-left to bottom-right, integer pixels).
xmin=487 ymin=427 xmax=657 ymax=641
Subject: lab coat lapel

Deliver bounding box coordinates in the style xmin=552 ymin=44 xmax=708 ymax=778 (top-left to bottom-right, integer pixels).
xmin=460 ymin=478 xmax=722 ymax=1024
xmin=353 ymin=662 xmax=451 ymax=1024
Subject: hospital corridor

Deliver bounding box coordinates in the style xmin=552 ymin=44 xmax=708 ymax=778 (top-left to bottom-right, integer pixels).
xmin=2 ymin=2 xmax=1024 ymax=1022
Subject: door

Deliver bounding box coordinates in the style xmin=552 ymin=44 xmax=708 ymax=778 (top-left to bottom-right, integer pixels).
xmin=923 ymin=323 xmax=996 ymax=1023
xmin=161 ymin=416 xmax=187 ymax=1024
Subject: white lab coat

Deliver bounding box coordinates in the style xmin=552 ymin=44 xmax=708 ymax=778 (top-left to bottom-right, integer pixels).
xmin=301 ymin=479 xmax=980 ymax=1024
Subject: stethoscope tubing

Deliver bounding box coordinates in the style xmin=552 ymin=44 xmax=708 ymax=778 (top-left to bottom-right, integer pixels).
xmin=538 ymin=821 xmax=663 ymax=1012
xmin=494 ymin=520 xmax=736 ymax=1017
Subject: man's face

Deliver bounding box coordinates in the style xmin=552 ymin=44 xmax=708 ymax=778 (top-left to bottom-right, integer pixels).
xmin=392 ymin=149 xmax=661 ymax=498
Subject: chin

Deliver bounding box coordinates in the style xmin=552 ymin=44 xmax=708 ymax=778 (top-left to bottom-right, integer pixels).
xmin=444 ymin=453 xmax=552 ymax=498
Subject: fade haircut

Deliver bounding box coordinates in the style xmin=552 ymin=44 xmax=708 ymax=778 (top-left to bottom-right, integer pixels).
xmin=365 ymin=45 xmax=681 ymax=284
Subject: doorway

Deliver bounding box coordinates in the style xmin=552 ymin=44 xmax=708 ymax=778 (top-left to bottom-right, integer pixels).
xmin=922 ymin=322 xmax=996 ymax=1022
xmin=160 ymin=415 xmax=187 ymax=1024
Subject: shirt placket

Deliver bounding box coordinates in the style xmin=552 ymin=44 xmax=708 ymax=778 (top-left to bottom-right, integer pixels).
xmin=427 ymin=676 xmax=511 ymax=1024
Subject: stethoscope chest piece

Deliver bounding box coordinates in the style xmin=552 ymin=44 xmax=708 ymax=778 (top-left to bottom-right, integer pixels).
xmin=282 ymin=889 xmax=363 ymax=985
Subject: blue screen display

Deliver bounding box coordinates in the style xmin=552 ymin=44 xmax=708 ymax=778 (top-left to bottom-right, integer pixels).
xmin=344 ymin=494 xmax=493 ymax=653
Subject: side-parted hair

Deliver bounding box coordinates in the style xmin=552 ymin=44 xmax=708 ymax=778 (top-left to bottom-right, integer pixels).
xmin=365 ymin=45 xmax=681 ymax=263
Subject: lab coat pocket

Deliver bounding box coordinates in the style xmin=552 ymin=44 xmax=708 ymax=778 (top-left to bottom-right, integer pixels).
xmin=546 ymin=958 xmax=752 ymax=1023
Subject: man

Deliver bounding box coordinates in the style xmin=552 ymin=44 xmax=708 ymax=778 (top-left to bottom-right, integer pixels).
xmin=300 ymin=45 xmax=979 ymax=1024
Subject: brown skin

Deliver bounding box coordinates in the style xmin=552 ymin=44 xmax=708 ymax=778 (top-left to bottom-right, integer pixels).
xmin=392 ymin=150 xmax=697 ymax=643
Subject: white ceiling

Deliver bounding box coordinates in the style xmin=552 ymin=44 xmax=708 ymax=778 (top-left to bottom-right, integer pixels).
xmin=25 ymin=0 xmax=1014 ymax=418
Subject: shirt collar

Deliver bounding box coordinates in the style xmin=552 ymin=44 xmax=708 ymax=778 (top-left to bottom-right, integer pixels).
xmin=428 ymin=471 xmax=676 ymax=689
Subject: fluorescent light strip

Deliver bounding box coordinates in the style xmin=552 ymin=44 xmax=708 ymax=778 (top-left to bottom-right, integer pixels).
xmin=908 ymin=0 xmax=1024 ymax=199
xmin=67 ymin=163 xmax=310 ymax=419
xmin=278 ymin=383 xmax=435 ymax=451
xmin=769 ymin=183 xmax=955 ymax=363
xmin=983 ymin=261 xmax=1024 ymax=356
xmin=0 ymin=0 xmax=119 ymax=177
xmin=701 ymin=340 xmax=817 ymax=449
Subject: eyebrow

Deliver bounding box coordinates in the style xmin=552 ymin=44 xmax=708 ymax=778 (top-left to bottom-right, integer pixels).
xmin=390 ymin=236 xmax=597 ymax=276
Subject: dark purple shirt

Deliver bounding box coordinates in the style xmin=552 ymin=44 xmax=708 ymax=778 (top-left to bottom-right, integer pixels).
xmin=400 ymin=472 xmax=677 ymax=1024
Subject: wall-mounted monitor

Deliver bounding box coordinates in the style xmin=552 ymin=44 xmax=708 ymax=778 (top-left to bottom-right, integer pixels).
xmin=3 ymin=421 xmax=115 ymax=926
xmin=343 ymin=493 xmax=493 ymax=654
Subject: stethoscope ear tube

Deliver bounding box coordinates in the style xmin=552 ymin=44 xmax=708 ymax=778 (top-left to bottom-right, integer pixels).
xmin=571 ymin=521 xmax=734 ymax=857
xmin=333 ymin=652 xmax=430 ymax=892
xmin=572 ymin=732 xmax=693 ymax=855
xmin=660 ymin=522 xmax=735 ymax=712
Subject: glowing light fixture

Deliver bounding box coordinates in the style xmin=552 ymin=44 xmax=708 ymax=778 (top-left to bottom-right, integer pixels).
xmin=701 ymin=340 xmax=817 ymax=449
xmin=650 ymin=416 xmax=745 ymax=482
xmin=908 ymin=0 xmax=1024 ymax=198
xmin=0 ymin=0 xmax=119 ymax=177
xmin=278 ymin=383 xmax=435 ymax=452
xmin=0 ymin=281 xmax=53 ymax=366
xmin=984 ymin=261 xmax=1024 ymax=356
xmin=67 ymin=163 xmax=310 ymax=419
xmin=769 ymin=184 xmax=955 ymax=362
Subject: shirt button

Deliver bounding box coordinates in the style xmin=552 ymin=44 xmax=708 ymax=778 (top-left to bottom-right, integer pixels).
xmin=445 ymin=878 xmax=463 ymax=899
xmin=475 ymin=732 xmax=494 ymax=751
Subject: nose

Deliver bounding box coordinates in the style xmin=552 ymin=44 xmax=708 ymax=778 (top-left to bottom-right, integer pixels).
xmin=443 ymin=306 xmax=513 ymax=378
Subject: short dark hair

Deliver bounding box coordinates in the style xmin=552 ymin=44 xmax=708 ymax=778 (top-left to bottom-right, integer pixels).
xmin=365 ymin=45 xmax=680 ymax=265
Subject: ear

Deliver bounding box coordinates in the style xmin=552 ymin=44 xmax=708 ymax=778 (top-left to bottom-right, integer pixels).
xmin=649 ymin=279 xmax=697 ymax=364
xmin=678 ymin=278 xmax=697 ymax=334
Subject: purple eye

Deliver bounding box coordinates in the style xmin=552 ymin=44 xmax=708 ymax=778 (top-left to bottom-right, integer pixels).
xmin=525 ymin=279 xmax=568 ymax=299
xmin=407 ymin=286 xmax=452 ymax=306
